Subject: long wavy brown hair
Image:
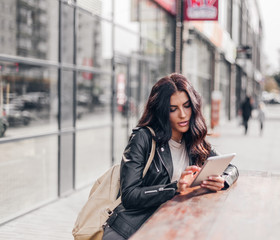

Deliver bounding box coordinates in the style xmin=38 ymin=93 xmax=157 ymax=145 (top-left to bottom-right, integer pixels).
xmin=138 ymin=73 xmax=211 ymax=166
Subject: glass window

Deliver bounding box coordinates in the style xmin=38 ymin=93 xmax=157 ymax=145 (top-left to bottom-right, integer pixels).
xmin=143 ymin=39 xmax=158 ymax=59
xmin=77 ymin=12 xmax=112 ymax=68
xmin=184 ymin=38 xmax=212 ymax=123
xmin=219 ymin=59 xmax=231 ymax=119
xmin=115 ymin=0 xmax=140 ymax=32
xmin=140 ymin=0 xmax=158 ymax=40
xmin=77 ymin=0 xmax=112 ymax=20
xmin=140 ymin=0 xmax=175 ymax=77
xmin=0 ymin=62 xmax=58 ymax=138
xmin=75 ymin=127 xmax=111 ymax=188
xmin=61 ymin=3 xmax=74 ymax=64
xmin=77 ymin=11 xmax=102 ymax=68
xmin=76 ymin=72 xmax=111 ymax=128
xmin=0 ymin=136 xmax=58 ymax=224
xmin=0 ymin=1 xmax=16 ymax=56
xmin=60 ymin=70 xmax=74 ymax=129
xmin=114 ymin=64 xmax=133 ymax=161
xmin=115 ymin=27 xmax=139 ymax=55
xmin=0 ymin=0 xmax=58 ymax=61
xmin=158 ymin=9 xmax=174 ymax=49
xmin=158 ymin=46 xmax=174 ymax=75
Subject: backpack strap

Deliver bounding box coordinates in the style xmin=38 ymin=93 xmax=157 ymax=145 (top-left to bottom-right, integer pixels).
xmin=143 ymin=126 xmax=156 ymax=177
xmin=106 ymin=127 xmax=156 ymax=215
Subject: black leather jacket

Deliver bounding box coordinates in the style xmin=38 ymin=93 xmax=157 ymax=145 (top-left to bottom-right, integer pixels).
xmin=107 ymin=127 xmax=239 ymax=239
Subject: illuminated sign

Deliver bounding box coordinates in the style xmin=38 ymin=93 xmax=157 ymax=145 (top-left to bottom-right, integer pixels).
xmin=184 ymin=0 xmax=219 ymax=21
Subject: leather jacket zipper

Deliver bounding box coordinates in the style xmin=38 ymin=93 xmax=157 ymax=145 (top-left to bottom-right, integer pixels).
xmin=145 ymin=187 xmax=175 ymax=194
xmin=153 ymin=160 xmax=160 ymax=172
xmin=156 ymin=148 xmax=171 ymax=180
xmin=159 ymin=187 xmax=175 ymax=192
xmin=144 ymin=190 xmax=158 ymax=194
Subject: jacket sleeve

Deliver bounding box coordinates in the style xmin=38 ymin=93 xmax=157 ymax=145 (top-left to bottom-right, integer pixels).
xmin=209 ymin=148 xmax=239 ymax=190
xmin=120 ymin=129 xmax=177 ymax=209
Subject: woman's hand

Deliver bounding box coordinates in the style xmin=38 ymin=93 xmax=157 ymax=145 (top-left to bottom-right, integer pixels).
xmin=177 ymin=166 xmax=201 ymax=193
xmin=200 ymin=175 xmax=225 ymax=191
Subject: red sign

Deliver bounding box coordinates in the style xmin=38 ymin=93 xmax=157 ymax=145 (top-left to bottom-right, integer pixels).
xmin=210 ymin=91 xmax=221 ymax=129
xmin=184 ymin=0 xmax=219 ymax=21
xmin=82 ymin=58 xmax=93 ymax=80
xmin=117 ymin=73 xmax=126 ymax=106
xmin=153 ymin=0 xmax=176 ymax=15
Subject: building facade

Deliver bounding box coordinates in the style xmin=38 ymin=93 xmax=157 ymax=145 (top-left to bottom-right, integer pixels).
xmin=182 ymin=0 xmax=263 ymax=125
xmin=0 ymin=0 xmax=176 ymax=224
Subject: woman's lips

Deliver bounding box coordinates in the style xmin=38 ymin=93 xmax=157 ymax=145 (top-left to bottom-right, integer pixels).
xmin=178 ymin=121 xmax=189 ymax=127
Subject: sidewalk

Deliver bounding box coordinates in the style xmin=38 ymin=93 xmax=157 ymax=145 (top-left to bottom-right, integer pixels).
xmin=0 ymin=186 xmax=91 ymax=240
xmin=0 ymin=105 xmax=279 ymax=240
xmin=208 ymin=106 xmax=280 ymax=174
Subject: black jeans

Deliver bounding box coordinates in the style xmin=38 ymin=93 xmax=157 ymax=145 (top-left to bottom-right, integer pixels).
xmin=102 ymin=225 xmax=126 ymax=240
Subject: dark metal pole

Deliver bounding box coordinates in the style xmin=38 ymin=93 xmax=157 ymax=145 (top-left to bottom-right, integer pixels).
xmin=136 ymin=0 xmax=142 ymax=120
xmin=175 ymin=0 xmax=184 ymax=73
xmin=111 ymin=0 xmax=116 ymax=166
xmin=57 ymin=0 xmax=62 ymax=196
xmin=126 ymin=58 xmax=131 ymax=140
xmin=73 ymin=0 xmax=77 ymax=189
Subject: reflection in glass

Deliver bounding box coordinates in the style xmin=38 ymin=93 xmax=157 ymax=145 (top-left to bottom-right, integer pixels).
xmin=140 ymin=0 xmax=174 ymax=46
xmin=115 ymin=0 xmax=140 ymax=32
xmin=0 ymin=61 xmax=58 ymax=138
xmin=77 ymin=10 xmax=112 ymax=68
xmin=140 ymin=0 xmax=175 ymax=76
xmin=76 ymin=72 xmax=111 ymax=128
xmin=75 ymin=127 xmax=111 ymax=188
xmin=114 ymin=65 xmax=132 ymax=160
xmin=115 ymin=27 xmax=139 ymax=55
xmin=220 ymin=59 xmax=231 ymax=119
xmin=0 ymin=0 xmax=58 ymax=60
xmin=60 ymin=70 xmax=74 ymax=129
xmin=140 ymin=0 xmax=158 ymax=39
xmin=61 ymin=2 xmax=74 ymax=64
xmin=0 ymin=136 xmax=58 ymax=224
xmin=76 ymin=0 xmax=112 ymax=20
xmin=77 ymin=9 xmax=102 ymax=69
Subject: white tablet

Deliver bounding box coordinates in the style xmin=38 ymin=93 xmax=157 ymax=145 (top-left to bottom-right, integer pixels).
xmin=190 ymin=153 xmax=236 ymax=187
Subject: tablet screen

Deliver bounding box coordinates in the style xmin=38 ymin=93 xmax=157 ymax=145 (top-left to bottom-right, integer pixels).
xmin=190 ymin=153 xmax=236 ymax=187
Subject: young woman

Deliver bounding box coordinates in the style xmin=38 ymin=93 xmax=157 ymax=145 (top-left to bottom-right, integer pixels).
xmin=103 ymin=73 xmax=239 ymax=240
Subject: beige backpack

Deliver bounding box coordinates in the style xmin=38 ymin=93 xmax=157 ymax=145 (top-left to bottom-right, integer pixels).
xmin=72 ymin=127 xmax=156 ymax=240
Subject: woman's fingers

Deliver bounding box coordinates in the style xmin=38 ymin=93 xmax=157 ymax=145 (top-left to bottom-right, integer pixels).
xmin=201 ymin=176 xmax=225 ymax=191
xmin=186 ymin=166 xmax=201 ymax=172
xmin=177 ymin=166 xmax=202 ymax=193
xmin=180 ymin=166 xmax=201 ymax=177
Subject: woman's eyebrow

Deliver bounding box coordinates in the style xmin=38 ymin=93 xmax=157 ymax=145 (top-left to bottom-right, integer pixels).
xmin=170 ymin=100 xmax=190 ymax=107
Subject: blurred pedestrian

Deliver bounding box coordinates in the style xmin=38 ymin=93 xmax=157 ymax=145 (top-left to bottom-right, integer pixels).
xmin=258 ymin=102 xmax=265 ymax=136
xmin=241 ymin=96 xmax=253 ymax=135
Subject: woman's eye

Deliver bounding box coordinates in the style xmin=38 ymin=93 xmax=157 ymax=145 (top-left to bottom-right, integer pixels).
xmin=184 ymin=104 xmax=191 ymax=108
xmin=170 ymin=108 xmax=176 ymax=112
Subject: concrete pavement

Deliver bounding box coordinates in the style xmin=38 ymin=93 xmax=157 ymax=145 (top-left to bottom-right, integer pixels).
xmin=208 ymin=104 xmax=280 ymax=174
xmin=0 ymin=104 xmax=279 ymax=240
xmin=0 ymin=186 xmax=91 ymax=240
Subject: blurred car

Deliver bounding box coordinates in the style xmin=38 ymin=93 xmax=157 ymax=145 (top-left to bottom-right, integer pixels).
xmin=0 ymin=116 xmax=9 ymax=137
xmin=261 ymin=91 xmax=280 ymax=104
xmin=4 ymin=104 xmax=33 ymax=126
xmin=9 ymin=92 xmax=50 ymax=110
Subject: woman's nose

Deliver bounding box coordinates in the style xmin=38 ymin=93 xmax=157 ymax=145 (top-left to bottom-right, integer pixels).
xmin=179 ymin=108 xmax=187 ymax=118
